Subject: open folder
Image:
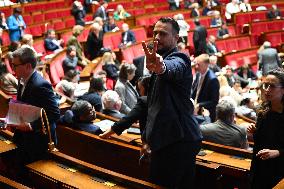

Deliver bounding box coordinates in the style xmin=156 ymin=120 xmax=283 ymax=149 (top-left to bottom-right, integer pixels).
xmin=6 ymin=100 xmax=41 ymax=125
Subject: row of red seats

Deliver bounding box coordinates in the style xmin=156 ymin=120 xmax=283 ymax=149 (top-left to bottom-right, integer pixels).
xmin=103 ymin=27 xmax=147 ymax=50
xmin=216 ymin=35 xmax=252 ymax=53
xmin=234 ymin=10 xmax=284 ymax=34
xmin=187 ymin=25 xmax=236 ymax=51
xmin=120 ymin=42 xmax=145 ymax=63
xmin=223 ymin=47 xmax=259 ymax=73
xmin=0 ymin=0 xmax=65 ymax=16
xmin=22 ymin=8 xmax=71 ymax=26
xmin=261 ymin=30 xmax=284 ymax=48
xmin=250 ymin=19 xmax=284 ymax=45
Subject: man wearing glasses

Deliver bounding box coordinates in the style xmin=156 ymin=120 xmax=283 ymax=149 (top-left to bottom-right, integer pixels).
xmin=9 ymin=47 xmax=60 ymax=163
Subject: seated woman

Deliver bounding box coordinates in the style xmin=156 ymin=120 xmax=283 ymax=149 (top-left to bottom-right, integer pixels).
xmin=113 ymin=4 xmax=131 ymax=20
xmin=102 ymin=51 xmax=119 ymax=81
xmin=62 ymin=45 xmax=78 ymax=74
xmin=0 ymin=61 xmax=17 ymax=94
xmin=237 ymin=63 xmax=257 ymax=88
xmin=115 ymin=63 xmax=139 ymax=114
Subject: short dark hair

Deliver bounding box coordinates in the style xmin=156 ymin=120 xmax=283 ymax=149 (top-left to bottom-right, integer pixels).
xmin=0 ymin=62 xmax=7 ymax=75
xmin=157 ymin=17 xmax=180 ymax=35
xmin=89 ymin=77 xmax=104 ymax=93
xmin=138 ymin=75 xmax=151 ymax=95
xmin=119 ymin=63 xmax=136 ymax=80
xmin=12 ymin=47 xmax=37 ymax=68
xmin=194 ymin=18 xmax=200 ymax=26
xmin=216 ymin=100 xmax=235 ymax=123
xmin=71 ymin=100 xmax=92 ymax=119
xmin=63 ymin=69 xmax=79 ymax=82
xmin=13 ymin=8 xmax=22 ymax=14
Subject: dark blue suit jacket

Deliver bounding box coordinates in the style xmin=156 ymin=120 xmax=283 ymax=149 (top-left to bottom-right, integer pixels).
xmin=191 ymin=69 xmax=219 ymax=121
xmin=143 ymin=48 xmax=202 ymax=152
xmin=14 ymin=71 xmax=60 ymax=162
xmin=121 ymin=30 xmax=136 ymax=45
xmin=44 ymin=38 xmax=60 ymax=52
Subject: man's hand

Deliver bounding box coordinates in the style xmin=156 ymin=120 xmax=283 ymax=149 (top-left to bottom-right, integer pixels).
xmin=247 ymin=123 xmax=256 ymax=134
xmin=140 ymin=143 xmax=151 ymax=157
xmin=7 ymin=116 xmax=32 ymax=132
xmin=142 ymin=41 xmax=165 ymax=74
xmin=257 ymin=149 xmax=280 ymax=160
xmin=99 ymin=129 xmax=115 ymax=139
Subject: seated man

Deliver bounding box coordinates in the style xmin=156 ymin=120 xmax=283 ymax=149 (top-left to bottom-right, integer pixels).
xmin=59 ymin=100 xmax=102 ymax=135
xmin=200 ymin=99 xmax=249 ymax=149
xmin=217 ymin=23 xmax=230 ymax=39
xmin=101 ymin=90 xmax=125 ymax=119
xmin=44 ymin=29 xmax=64 ymax=53
xmin=119 ymin=23 xmax=136 ymax=47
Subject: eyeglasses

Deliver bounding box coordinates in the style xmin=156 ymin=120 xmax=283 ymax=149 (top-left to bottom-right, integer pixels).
xmin=262 ymin=83 xmax=283 ymax=90
xmin=11 ymin=62 xmax=27 ymax=69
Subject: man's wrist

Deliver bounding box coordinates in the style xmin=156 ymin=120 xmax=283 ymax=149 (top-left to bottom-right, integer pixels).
xmin=157 ymin=61 xmax=166 ymax=75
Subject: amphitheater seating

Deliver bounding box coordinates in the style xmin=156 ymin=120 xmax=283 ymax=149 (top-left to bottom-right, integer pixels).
xmin=216 ymin=35 xmax=252 ymax=53
xmin=47 ymin=50 xmax=66 ymax=86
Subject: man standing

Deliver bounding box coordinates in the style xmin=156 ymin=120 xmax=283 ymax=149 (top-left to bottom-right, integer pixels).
xmin=142 ymin=17 xmax=202 ymax=188
xmin=258 ymin=41 xmax=281 ymax=76
xmin=9 ymin=47 xmax=60 ymax=163
xmin=193 ymin=18 xmax=207 ymax=56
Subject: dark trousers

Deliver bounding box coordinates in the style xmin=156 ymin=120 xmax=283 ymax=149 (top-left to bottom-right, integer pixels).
xmin=150 ymin=141 xmax=201 ymax=189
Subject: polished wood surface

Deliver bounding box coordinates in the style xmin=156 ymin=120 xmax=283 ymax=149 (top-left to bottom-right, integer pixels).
xmin=26 ymin=151 xmax=161 ymax=189
xmin=273 ymin=178 xmax=284 ymax=189
xmin=27 ymin=160 xmax=127 ymax=189
xmin=0 ymin=175 xmax=30 ymax=189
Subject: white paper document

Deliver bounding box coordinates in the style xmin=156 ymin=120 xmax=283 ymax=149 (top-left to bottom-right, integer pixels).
xmin=94 ymin=119 xmax=114 ymax=132
xmin=6 ymin=100 xmax=41 ymax=125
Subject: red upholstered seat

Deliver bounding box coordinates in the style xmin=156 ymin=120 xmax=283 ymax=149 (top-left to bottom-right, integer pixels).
xmin=267 ymin=20 xmax=284 ymax=31
xmin=237 ymin=36 xmax=251 ymax=50
xmin=28 ymin=24 xmax=44 ymax=37
xmin=132 ymin=27 xmax=147 ymax=43
xmin=65 ymin=17 xmax=75 ymax=29
xmin=103 ymin=34 xmax=114 ymax=50
xmin=49 ymin=51 xmax=66 ymax=86
xmin=4 ymin=58 xmax=14 ymax=75
xmin=32 ymin=13 xmax=44 ymax=24
xmin=111 ymin=33 xmax=122 ymax=49
xmin=250 ymin=11 xmax=266 ymax=21
xmin=33 ymin=39 xmax=46 ymax=56
xmin=132 ymin=43 xmax=144 ymax=58
xmin=45 ymin=11 xmax=58 ymax=21
xmin=1 ymin=31 xmax=10 ymax=46
xmin=57 ymin=9 xmax=71 ymax=18
xmin=216 ymin=41 xmax=227 ymax=52
xmin=23 ymin=15 xmax=33 ymax=25
xmin=226 ymin=39 xmax=238 ymax=52
xmin=53 ymin=20 xmax=66 ymax=31
xmin=121 ymin=46 xmax=135 ymax=63
xmin=266 ymin=33 xmax=282 ymax=47
xmin=133 ymin=9 xmax=145 ymax=16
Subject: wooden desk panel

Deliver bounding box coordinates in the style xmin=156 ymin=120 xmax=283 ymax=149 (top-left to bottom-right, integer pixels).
xmin=197 ymin=150 xmax=251 ymax=170
xmin=0 ymin=136 xmax=16 ymax=154
xmin=0 ymin=175 xmax=30 ymax=189
xmin=273 ymin=178 xmax=284 ymax=189
xmin=27 ymin=160 xmax=127 ymax=189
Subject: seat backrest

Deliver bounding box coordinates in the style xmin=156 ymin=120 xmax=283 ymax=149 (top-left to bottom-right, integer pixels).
xmin=132 ymin=27 xmax=147 ymax=43
xmin=266 ymin=33 xmax=282 ymax=47
xmin=48 ymin=50 xmax=66 ymax=85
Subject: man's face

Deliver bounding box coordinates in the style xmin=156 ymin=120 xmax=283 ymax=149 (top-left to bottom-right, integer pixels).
xmin=49 ymin=31 xmax=56 ymax=39
xmin=153 ymin=21 xmax=179 ymax=55
xmin=194 ymin=58 xmax=208 ymax=74
xmin=80 ymin=105 xmax=96 ymax=122
xmin=11 ymin=57 xmax=27 ymax=79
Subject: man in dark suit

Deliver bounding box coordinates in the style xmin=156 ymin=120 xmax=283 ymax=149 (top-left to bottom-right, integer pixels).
xmin=267 ymin=4 xmax=281 ymax=19
xmin=9 ymin=47 xmax=60 ymax=163
xmin=191 ymin=54 xmax=220 ymax=122
xmin=120 ymin=23 xmax=136 ymax=47
xmin=131 ymin=55 xmax=145 ymax=86
xmin=193 ymin=18 xmax=207 ymax=56
xmin=206 ymin=35 xmax=222 ymax=56
xmin=44 ymin=29 xmax=63 ymax=53
xmin=93 ymin=1 xmax=108 ymax=21
xmin=141 ymin=17 xmax=202 ymax=188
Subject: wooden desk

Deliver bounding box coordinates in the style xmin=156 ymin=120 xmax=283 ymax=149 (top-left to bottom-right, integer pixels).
xmin=26 ymin=151 xmax=161 ymax=189
xmin=273 ymin=178 xmax=284 ymax=189
xmin=0 ymin=133 xmax=16 ymax=154
xmin=0 ymin=175 xmax=30 ymax=189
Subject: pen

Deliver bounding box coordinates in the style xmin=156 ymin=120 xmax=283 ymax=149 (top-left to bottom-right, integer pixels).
xmin=139 ymin=154 xmax=145 ymax=165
